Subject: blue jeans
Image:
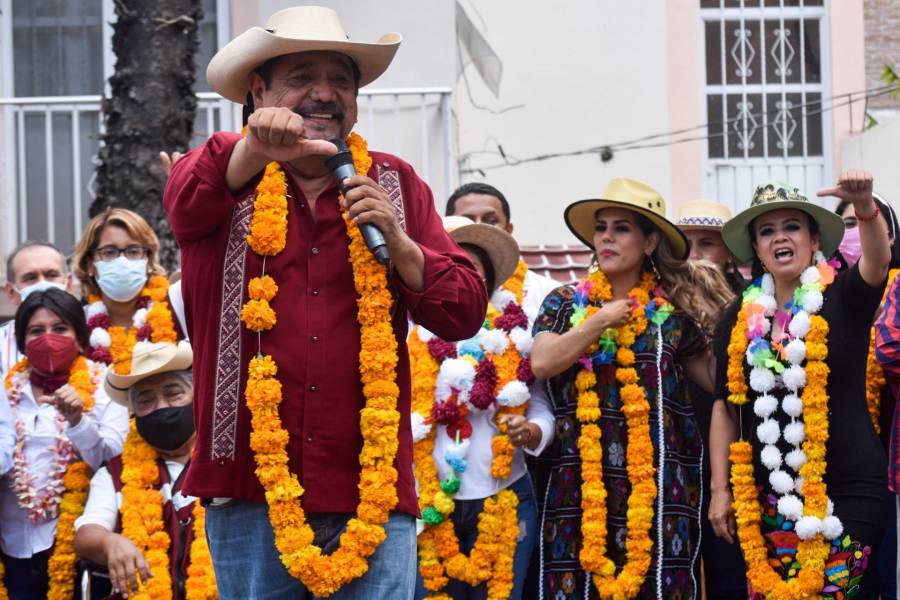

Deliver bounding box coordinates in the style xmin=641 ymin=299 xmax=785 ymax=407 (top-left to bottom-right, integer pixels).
xmin=415 ymin=473 xmax=539 ymax=600
xmin=205 ymin=501 xmax=416 ymax=600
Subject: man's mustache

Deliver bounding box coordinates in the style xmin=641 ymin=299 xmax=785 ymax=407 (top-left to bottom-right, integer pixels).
xmin=293 ymin=103 xmax=345 ymax=120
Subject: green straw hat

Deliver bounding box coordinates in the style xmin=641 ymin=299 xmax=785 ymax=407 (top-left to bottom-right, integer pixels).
xmin=721 ymin=181 xmax=845 ymax=264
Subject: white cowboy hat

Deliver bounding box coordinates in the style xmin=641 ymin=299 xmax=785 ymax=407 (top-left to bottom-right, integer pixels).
xmin=565 ymin=178 xmax=689 ymax=259
xmin=105 ymin=341 xmax=193 ymax=407
xmin=207 ymin=6 xmax=402 ymax=104
xmin=443 ymin=216 xmax=520 ymax=290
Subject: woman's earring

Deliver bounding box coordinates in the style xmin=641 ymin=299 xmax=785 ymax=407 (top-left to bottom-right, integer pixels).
xmin=649 ymin=254 xmax=661 ymax=279
xmin=588 ymin=256 xmax=599 ymax=274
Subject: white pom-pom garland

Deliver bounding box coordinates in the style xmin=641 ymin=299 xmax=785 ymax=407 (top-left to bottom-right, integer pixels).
xmin=416 ymin=327 xmax=435 ymax=343
xmin=761 ymin=274 xmax=775 ymax=295
xmin=85 ymin=301 xmax=107 ymax=319
xmin=89 ymin=327 xmax=112 ymax=349
xmin=777 ymin=494 xmax=804 ymax=521
xmin=785 ymin=448 xmax=808 ymax=471
xmin=756 ymin=419 xmax=781 ymax=444
xmin=478 ymin=329 xmax=509 ymax=355
xmin=784 ymin=339 xmax=806 ymax=365
xmin=444 ymin=438 xmax=471 ymax=460
xmin=754 ymin=394 xmax=778 ymax=418
xmin=760 ymin=444 xmax=783 ymax=470
xmin=784 ymin=421 xmax=806 ymax=445
xmin=491 ymin=289 xmax=516 ymax=311
xmin=132 ymin=308 xmax=149 ymax=328
xmin=769 ymin=470 xmax=795 ymax=494
xmin=497 ymin=380 xmax=530 ymax=407
xmin=800 ymin=265 xmax=820 ymax=285
xmin=411 ymin=412 xmax=432 ymax=442
xmin=802 ymin=289 xmax=824 ymax=314
xmin=781 ymin=394 xmax=803 ymax=418
xmin=788 ymin=311 xmax=811 ymax=339
xmin=782 ymin=365 xmax=807 ymax=392
xmin=795 ymin=515 xmax=823 ymax=540
xmin=749 ymin=367 xmax=776 ymax=393
xmin=509 ymin=327 xmax=533 ymax=355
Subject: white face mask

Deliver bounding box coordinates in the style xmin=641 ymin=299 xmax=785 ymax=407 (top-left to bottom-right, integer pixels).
xmin=94 ymin=257 xmax=148 ymax=302
xmin=13 ymin=279 xmax=67 ymax=302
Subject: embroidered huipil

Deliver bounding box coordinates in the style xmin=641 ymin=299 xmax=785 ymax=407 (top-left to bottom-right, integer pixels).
xmin=0 ymin=378 xmax=129 ymax=557
xmin=876 ymin=271 xmax=900 ymax=491
xmin=164 ymin=132 xmax=487 ymax=516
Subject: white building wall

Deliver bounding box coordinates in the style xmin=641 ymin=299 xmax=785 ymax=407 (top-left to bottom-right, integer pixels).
xmin=453 ymin=0 xmax=672 ymax=246
xmin=841 ymin=115 xmax=900 ymax=209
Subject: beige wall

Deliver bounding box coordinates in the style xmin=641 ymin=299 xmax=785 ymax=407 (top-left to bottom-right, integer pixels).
xmin=842 ymin=114 xmax=900 ymax=206
xmin=864 ymin=0 xmax=900 ymax=110
xmin=453 ymin=0 xmax=672 ymax=247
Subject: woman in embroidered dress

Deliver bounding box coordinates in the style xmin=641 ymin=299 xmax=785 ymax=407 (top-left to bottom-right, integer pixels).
xmin=72 ymin=208 xmax=186 ymax=375
xmin=0 ymin=288 xmax=129 ymax=599
xmin=530 ymin=178 xmax=733 ymax=600
xmin=709 ymin=172 xmax=892 ymax=599
xmin=412 ymin=216 xmax=554 ymax=600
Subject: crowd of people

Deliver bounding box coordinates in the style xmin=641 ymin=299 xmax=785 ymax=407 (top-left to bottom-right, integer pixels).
xmin=0 ymin=5 xmax=899 ymax=600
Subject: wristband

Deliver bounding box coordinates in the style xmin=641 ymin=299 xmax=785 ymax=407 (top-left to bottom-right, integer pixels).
xmin=856 ymin=202 xmax=880 ymax=223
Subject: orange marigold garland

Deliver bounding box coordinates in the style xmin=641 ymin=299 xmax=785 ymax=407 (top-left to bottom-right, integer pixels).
xmin=570 ymin=270 xmax=665 ymax=599
xmin=243 ymin=133 xmax=401 ymax=596
xmin=185 ymin=501 xmax=219 ymax=600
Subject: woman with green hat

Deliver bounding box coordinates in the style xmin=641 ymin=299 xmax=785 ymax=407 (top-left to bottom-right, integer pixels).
xmin=529 ymin=178 xmax=733 ymax=599
xmin=709 ymin=171 xmax=892 ymax=598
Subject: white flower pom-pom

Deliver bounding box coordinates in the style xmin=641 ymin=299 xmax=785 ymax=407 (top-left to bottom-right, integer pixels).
xmin=411 ymin=412 xmax=432 ymax=442
xmin=761 ymin=274 xmax=775 ymax=295
xmin=478 ymin=329 xmax=509 ymax=355
xmin=781 ymin=394 xmax=803 ymax=418
xmin=777 ymin=494 xmax=804 ymax=521
xmin=782 ymin=365 xmax=807 ymax=392
xmin=784 ymin=421 xmax=806 ymax=445
xmin=795 ymin=515 xmax=823 ymax=540
xmin=785 ymin=448 xmax=808 ymax=471
xmin=749 ymin=367 xmax=776 ymax=393
xmin=509 ymin=327 xmax=533 ymax=355
xmin=788 ymin=311 xmax=811 ymax=339
xmin=795 ymin=476 xmax=805 ymax=495
xmin=132 ymin=308 xmax=149 ymax=328
xmin=444 ymin=438 xmax=471 ymax=461
xmin=754 ymin=394 xmax=778 ymax=418
xmin=89 ymin=327 xmax=112 ymax=349
xmin=416 ymin=327 xmax=435 ymax=343
xmin=823 ymin=516 xmax=844 ymax=540
xmin=757 ymin=295 xmax=778 ymax=315
xmin=760 ymin=444 xmax=783 ymax=470
xmin=827 ymin=499 xmax=835 ymax=516
xmin=756 ymin=419 xmax=781 ymax=444
xmin=436 ymin=359 xmax=476 ymax=401
xmin=769 ymin=470 xmax=795 ymax=494
xmin=800 ymin=265 xmax=821 ymax=285
xmin=497 ymin=380 xmax=530 ymax=407
xmin=491 ymin=289 xmax=516 ymax=311
xmin=784 ymin=339 xmax=807 ymax=365
xmin=85 ymin=301 xmax=107 ymax=319
xmin=802 ymin=289 xmax=824 ymax=314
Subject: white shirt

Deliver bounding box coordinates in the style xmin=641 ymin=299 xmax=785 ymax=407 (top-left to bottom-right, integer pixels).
xmin=167 ymin=280 xmax=189 ymax=341
xmin=0 ymin=368 xmax=130 ymax=557
xmin=75 ymin=460 xmax=195 ymax=532
xmin=0 ymin=393 xmax=13 ymax=476
xmin=0 ymin=321 xmax=21 ymax=380
xmin=429 ymin=267 xmax=560 ymax=500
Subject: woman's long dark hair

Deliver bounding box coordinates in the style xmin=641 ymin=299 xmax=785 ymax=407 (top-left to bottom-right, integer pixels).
xmin=15 ymin=288 xmax=89 ymax=353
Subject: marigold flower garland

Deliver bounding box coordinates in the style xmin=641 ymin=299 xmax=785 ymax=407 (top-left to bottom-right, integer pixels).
xmin=242 ymin=133 xmax=401 ymax=596
xmin=726 ymin=253 xmax=838 ymax=597
xmin=86 ymin=275 xmax=177 ymax=374
xmin=864 ymin=268 xmax=900 ymax=434
xmin=3 ymin=356 xmax=96 ymax=600
xmin=571 ymin=269 xmax=670 ymax=599
xmin=409 ymin=263 xmax=531 ymax=599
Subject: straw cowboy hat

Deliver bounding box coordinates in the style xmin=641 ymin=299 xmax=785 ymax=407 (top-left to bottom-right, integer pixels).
xmin=675 ymin=199 xmax=733 ymax=231
xmin=722 ymin=181 xmax=844 ymax=264
xmin=207 ymin=6 xmax=402 ymax=104
xmin=443 ymin=216 xmax=520 ymax=289
xmin=105 ymin=341 xmax=193 ymax=407
xmin=565 ymin=178 xmax=689 ymax=259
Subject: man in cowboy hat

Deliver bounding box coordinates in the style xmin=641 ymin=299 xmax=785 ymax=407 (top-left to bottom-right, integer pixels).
xmin=163 ymin=6 xmax=486 ymax=598
xmin=73 ymin=341 xmax=201 ymax=598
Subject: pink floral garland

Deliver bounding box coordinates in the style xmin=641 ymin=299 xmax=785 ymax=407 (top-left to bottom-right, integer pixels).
xmin=6 ymin=368 xmax=74 ymax=523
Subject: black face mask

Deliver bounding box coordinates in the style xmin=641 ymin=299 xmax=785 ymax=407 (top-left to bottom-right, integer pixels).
xmin=135 ymin=405 xmax=195 ymax=451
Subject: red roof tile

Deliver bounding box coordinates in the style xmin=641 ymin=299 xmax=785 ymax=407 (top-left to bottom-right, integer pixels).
xmin=520 ymin=244 xmax=593 ymax=285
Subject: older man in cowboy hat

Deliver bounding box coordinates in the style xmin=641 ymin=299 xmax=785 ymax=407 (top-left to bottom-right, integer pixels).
xmin=73 ymin=341 xmax=202 ymax=599
xmin=163 ymin=6 xmax=486 ymax=599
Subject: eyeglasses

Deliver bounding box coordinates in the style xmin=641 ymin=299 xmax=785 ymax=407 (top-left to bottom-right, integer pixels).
xmin=93 ymin=245 xmax=149 ymax=262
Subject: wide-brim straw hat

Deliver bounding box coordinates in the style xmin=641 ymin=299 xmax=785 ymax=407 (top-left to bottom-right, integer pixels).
xmin=721 ymin=181 xmax=845 ymax=264
xmin=565 ymin=178 xmax=689 ymax=259
xmin=105 ymin=341 xmax=193 ymax=407
xmin=443 ymin=216 xmax=520 ymax=289
xmin=676 ymin=199 xmax=733 ymax=231
xmin=207 ymin=6 xmax=402 ymax=104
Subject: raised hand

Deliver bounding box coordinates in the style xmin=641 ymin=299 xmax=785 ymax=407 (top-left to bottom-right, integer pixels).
xmin=817 ymin=169 xmax=874 ymax=211
xmin=245 ymin=107 xmax=338 ymax=163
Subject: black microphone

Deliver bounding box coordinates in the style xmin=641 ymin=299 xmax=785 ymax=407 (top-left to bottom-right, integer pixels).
xmin=325 ymin=139 xmax=390 ymax=264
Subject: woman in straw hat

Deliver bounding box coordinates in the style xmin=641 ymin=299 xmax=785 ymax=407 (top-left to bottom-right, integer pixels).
xmin=529 ymin=178 xmax=733 ymax=599
xmin=675 ymin=199 xmax=749 ymax=599
xmin=411 ymin=217 xmax=553 ymax=599
xmin=709 ymin=171 xmax=892 ymax=599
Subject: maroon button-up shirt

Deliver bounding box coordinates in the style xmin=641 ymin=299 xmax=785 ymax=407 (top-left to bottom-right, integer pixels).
xmin=163 ymin=132 xmax=486 ymax=515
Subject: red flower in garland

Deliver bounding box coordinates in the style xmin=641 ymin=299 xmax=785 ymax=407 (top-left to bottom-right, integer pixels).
xmin=431 ymin=397 xmax=463 ymax=425
xmin=91 ymin=347 xmax=112 ymax=364
xmin=87 ymin=313 xmax=110 ymax=330
xmin=469 ymin=358 xmax=498 ymax=410
xmin=493 ymin=302 xmax=528 ymax=333
xmin=517 ymin=357 xmax=535 ymax=385
xmin=427 ymin=338 xmax=457 ymax=361
xmin=135 ymin=324 xmax=152 ymax=341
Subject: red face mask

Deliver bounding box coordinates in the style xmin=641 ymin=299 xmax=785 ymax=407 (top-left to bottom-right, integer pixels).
xmin=25 ymin=333 xmax=79 ymax=375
